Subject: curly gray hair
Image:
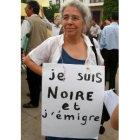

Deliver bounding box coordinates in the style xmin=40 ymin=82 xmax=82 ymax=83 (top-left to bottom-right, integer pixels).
xmin=59 ymin=0 xmax=92 ymax=33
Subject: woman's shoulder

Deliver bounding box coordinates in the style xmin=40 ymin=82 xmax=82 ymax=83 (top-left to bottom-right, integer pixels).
xmin=43 ymin=34 xmax=64 ymax=46
xmin=92 ymin=38 xmax=99 ymax=48
xmin=46 ymin=34 xmax=63 ymax=41
xmin=82 ymin=34 xmax=99 ymax=48
xmin=37 ymin=34 xmax=64 ymax=54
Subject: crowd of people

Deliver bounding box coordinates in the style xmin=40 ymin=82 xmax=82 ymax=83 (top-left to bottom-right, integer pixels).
xmin=21 ymin=0 xmax=119 ymax=139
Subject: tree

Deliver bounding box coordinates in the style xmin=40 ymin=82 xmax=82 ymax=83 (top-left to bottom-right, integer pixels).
xmin=102 ymin=0 xmax=119 ymax=21
xmin=43 ymin=4 xmax=60 ymax=22
xmin=21 ymin=0 xmax=26 ymax=3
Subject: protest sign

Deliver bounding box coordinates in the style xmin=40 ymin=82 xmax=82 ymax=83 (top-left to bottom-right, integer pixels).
xmin=42 ymin=64 xmax=105 ymax=139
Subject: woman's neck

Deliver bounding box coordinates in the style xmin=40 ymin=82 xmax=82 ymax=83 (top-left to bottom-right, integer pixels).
xmin=64 ymin=34 xmax=83 ymax=45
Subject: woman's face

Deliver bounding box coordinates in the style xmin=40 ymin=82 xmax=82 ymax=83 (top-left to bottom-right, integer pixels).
xmin=61 ymin=6 xmax=86 ymax=36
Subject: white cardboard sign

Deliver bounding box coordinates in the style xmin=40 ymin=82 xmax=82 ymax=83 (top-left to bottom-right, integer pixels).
xmin=41 ymin=64 xmax=105 ymax=139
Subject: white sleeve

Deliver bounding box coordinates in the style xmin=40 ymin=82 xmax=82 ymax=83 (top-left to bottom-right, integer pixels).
xmin=90 ymin=26 xmax=94 ymax=36
xmin=29 ymin=39 xmax=52 ymax=66
xmin=93 ymin=38 xmax=104 ymax=65
xmin=43 ymin=17 xmax=53 ymax=30
xmin=21 ymin=20 xmax=31 ymax=40
xmin=97 ymin=29 xmax=101 ymax=35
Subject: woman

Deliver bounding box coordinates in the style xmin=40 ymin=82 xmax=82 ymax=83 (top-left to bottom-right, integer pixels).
xmin=24 ymin=0 xmax=104 ymax=140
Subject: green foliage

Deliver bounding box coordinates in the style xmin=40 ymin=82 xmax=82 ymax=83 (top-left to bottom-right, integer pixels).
xmin=102 ymin=0 xmax=119 ymax=21
xmin=43 ymin=4 xmax=60 ymax=22
xmin=21 ymin=0 xmax=26 ymax=3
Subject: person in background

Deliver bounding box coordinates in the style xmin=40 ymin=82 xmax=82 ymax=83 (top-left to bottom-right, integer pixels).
xmin=21 ymin=0 xmax=47 ymax=108
xmin=98 ymin=19 xmax=111 ymax=81
xmin=84 ymin=25 xmax=104 ymax=65
xmin=99 ymin=20 xmax=111 ymax=31
xmin=40 ymin=5 xmax=62 ymax=36
xmin=104 ymin=20 xmax=111 ymax=26
xmin=98 ymin=19 xmax=110 ymax=42
xmin=23 ymin=0 xmax=104 ymax=139
xmin=100 ymin=11 xmax=119 ymax=93
xmin=90 ymin=19 xmax=101 ymax=41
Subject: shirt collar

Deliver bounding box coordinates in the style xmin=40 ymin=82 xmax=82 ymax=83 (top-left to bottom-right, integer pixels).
xmin=82 ymin=34 xmax=93 ymax=47
xmin=111 ymin=22 xmax=118 ymax=25
xmin=54 ymin=24 xmax=62 ymax=28
xmin=58 ymin=34 xmax=64 ymax=47
xmin=56 ymin=33 xmax=94 ymax=65
xmin=57 ymin=33 xmax=93 ymax=62
xmin=57 ymin=33 xmax=93 ymax=48
xmin=31 ymin=14 xmax=38 ymax=17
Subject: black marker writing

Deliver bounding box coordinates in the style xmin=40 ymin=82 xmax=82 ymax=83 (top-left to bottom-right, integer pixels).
xmin=48 ymin=86 xmax=58 ymax=99
xmin=49 ymin=69 xmax=64 ymax=81
xmin=74 ymin=102 xmax=80 ymax=110
xmin=62 ymin=103 xmax=69 ymax=110
xmin=51 ymin=112 xmax=54 ymax=115
xmin=56 ymin=110 xmax=62 ymax=119
xmin=48 ymin=86 xmax=94 ymax=101
xmin=77 ymin=72 xmax=102 ymax=83
xmin=49 ymin=69 xmax=55 ymax=80
xmin=42 ymin=109 xmax=47 ymax=118
xmin=96 ymin=73 xmax=102 ymax=83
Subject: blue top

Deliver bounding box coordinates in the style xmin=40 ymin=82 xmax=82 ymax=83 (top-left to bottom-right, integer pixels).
xmin=58 ymin=48 xmax=85 ymax=64
xmin=47 ymin=48 xmax=96 ymax=140
xmin=99 ymin=22 xmax=119 ymax=50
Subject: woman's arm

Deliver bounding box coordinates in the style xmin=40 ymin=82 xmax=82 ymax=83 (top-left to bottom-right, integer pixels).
xmin=111 ymin=104 xmax=119 ymax=130
xmin=40 ymin=5 xmax=45 ymax=19
xmin=23 ymin=55 xmax=42 ymax=76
